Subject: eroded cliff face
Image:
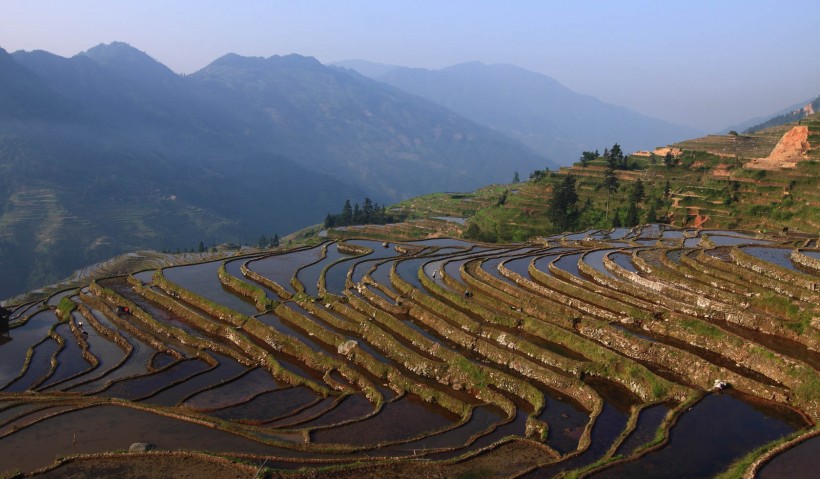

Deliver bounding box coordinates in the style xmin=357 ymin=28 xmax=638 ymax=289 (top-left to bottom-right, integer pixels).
xmin=746 ymin=125 xmax=810 ymax=169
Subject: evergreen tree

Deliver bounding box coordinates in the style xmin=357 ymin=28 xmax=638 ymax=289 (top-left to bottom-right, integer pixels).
xmin=580 ymin=150 xmax=598 ymax=168
xmin=258 ymin=235 xmax=269 ymax=248
xmin=198 ymin=241 xmax=205 ymax=253
xmin=631 ymin=178 xmax=645 ymax=203
xmin=549 ymin=175 xmax=579 ymax=231
xmin=612 ymin=209 xmax=622 ymax=228
xmin=609 ymin=143 xmax=626 ymax=169
xmin=513 ymin=171 xmax=520 ymax=183
xmin=363 ymin=197 xmax=374 ymax=223
xmin=529 ymin=169 xmax=547 ymax=182
xmin=625 ymin=199 xmax=640 ymax=227
xmin=341 ymin=199 xmax=353 ymax=226
xmin=353 ymin=203 xmax=362 ymax=224
xmin=664 ymin=179 xmax=671 ymax=198
xmin=272 ymin=234 xmax=280 ymax=247
xmin=324 ymin=213 xmax=335 ymax=228
xmin=664 ymin=151 xmax=674 ymax=167
xmin=645 ymin=202 xmax=658 ymax=223
xmin=602 ymin=166 xmax=618 ymax=194
xmin=463 ymin=222 xmax=481 ymax=240
xmin=600 ymin=158 xmax=619 ymax=222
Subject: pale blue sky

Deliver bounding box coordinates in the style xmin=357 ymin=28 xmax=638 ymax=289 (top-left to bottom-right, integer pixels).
xmin=2 ymin=0 xmax=819 ymax=131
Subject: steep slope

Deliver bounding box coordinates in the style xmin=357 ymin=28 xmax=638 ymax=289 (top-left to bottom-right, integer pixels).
xmin=188 ymin=53 xmax=547 ymax=199
xmin=0 ymin=48 xmax=76 ymax=122
xmin=0 ymin=43 xmax=548 ymax=298
xmin=0 ymin=44 xmax=365 ymax=298
xmin=344 ymin=61 xmax=701 ymax=165
xmin=743 ymin=96 xmax=820 ymax=134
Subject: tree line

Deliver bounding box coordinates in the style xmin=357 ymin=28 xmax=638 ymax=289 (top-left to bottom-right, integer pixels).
xmin=324 ymin=198 xmax=398 ymax=228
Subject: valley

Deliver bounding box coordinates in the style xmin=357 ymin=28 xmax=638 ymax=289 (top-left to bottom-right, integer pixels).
xmin=0 ymin=37 xmax=818 ymax=479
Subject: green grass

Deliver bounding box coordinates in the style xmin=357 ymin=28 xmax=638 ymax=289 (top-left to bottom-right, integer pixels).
xmin=56 ymin=295 xmax=76 ymax=319
xmin=453 ymin=356 xmax=489 ymax=389
xmin=679 ymin=318 xmax=724 ymax=338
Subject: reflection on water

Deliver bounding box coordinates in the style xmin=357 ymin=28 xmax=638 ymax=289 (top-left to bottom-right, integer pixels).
xmin=593 ymin=392 xmax=806 ymax=479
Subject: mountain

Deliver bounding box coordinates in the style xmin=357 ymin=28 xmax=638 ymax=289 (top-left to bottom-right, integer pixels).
xmin=187 ymin=53 xmax=548 ymax=199
xmin=741 ymin=96 xmax=820 ymax=134
xmin=332 ymin=59 xmax=400 ymax=78
xmin=0 ymin=43 xmax=545 ymax=299
xmin=720 ymin=97 xmax=816 ymax=134
xmin=339 ymin=60 xmax=702 ymax=165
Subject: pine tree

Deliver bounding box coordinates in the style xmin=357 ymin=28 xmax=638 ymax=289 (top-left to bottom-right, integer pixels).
xmin=645 ymin=202 xmax=658 ymax=223
xmin=513 ymin=171 xmax=520 ymax=183
xmin=611 ymin=209 xmax=622 ymax=228
xmin=609 ymin=143 xmax=625 ymax=169
xmin=272 ymin=234 xmax=280 ymax=247
xmin=549 ymin=175 xmax=579 ymax=231
xmin=363 ymin=197 xmax=374 ymax=223
xmin=353 ymin=203 xmax=362 ymax=224
xmin=198 ymin=241 xmax=205 ymax=253
xmin=632 ymin=178 xmax=645 ymax=202
xmin=625 ymin=199 xmax=640 ymax=227
xmin=341 ymin=199 xmax=353 ymax=226
xmin=324 ymin=214 xmax=335 ymax=228
xmin=580 ymin=151 xmax=598 ymax=168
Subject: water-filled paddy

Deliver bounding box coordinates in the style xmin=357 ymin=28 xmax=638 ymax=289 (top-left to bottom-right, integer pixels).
xmin=583 ymin=249 xmax=619 ymax=279
xmin=609 ymin=251 xmax=637 ymax=273
xmin=183 ymin=367 xmax=279 ymax=410
xmin=3 ymin=337 xmax=59 ymax=392
xmin=246 ymin=245 xmax=324 ymax=294
xmin=1 ymin=227 xmax=817 ymax=476
xmin=100 ymin=358 xmax=210 ymax=400
xmin=163 ymin=261 xmax=258 ymax=316
xmin=143 ymin=354 xmax=247 ymax=406
xmin=37 ymin=322 xmax=93 ymax=389
xmin=593 ymin=392 xmax=806 ymax=478
xmin=313 ymin=395 xmax=458 ymax=446
xmin=296 ymin=243 xmax=349 ymax=297
xmin=759 ymin=435 xmax=820 ymax=478
xmin=553 ymin=253 xmax=584 ymax=278
xmin=615 ymin=403 xmax=669 ymax=456
xmin=741 ymin=246 xmax=801 ymax=271
xmin=0 ymin=404 xmax=300 ymax=474
xmin=0 ymin=311 xmax=58 ymax=386
xmin=708 ymin=235 xmax=772 ymax=246
xmin=211 ymin=387 xmax=320 ymax=422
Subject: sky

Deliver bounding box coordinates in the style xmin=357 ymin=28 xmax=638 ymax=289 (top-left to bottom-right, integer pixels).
xmin=2 ymin=0 xmax=820 ymax=132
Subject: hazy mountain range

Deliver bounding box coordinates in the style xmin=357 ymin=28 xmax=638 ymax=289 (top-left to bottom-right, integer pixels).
xmin=335 ymin=60 xmax=703 ymax=162
xmin=0 ymin=42 xmax=544 ymax=297
xmin=0 ymin=42 xmax=808 ymax=299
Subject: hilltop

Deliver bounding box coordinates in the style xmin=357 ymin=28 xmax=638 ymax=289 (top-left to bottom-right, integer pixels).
xmin=324 ymin=112 xmax=819 ymax=243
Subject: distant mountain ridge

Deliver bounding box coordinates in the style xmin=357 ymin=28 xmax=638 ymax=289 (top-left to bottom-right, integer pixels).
xmin=335 ymin=59 xmax=702 ymax=164
xmin=0 ymin=42 xmax=546 ymax=298
xmin=743 ymin=96 xmax=820 ymax=134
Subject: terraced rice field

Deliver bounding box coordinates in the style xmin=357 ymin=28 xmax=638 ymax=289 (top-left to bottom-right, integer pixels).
xmin=0 ymin=225 xmax=818 ymax=478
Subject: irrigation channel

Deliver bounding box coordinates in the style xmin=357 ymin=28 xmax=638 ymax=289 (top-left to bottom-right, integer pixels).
xmin=0 ymin=225 xmax=818 ymax=478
